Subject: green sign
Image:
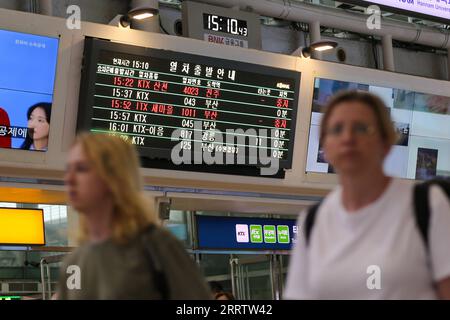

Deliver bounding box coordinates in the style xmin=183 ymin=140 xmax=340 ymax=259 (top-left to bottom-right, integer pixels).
xmin=0 ymin=296 xmax=21 ymax=300
xmin=277 ymin=225 xmax=290 ymax=244
xmin=250 ymin=225 xmax=263 ymax=243
xmin=263 ymin=225 xmax=276 ymax=243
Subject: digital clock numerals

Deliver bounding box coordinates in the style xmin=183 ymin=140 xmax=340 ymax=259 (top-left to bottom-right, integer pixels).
xmin=132 ymin=60 xmax=149 ymax=69
xmin=112 ymin=88 xmax=133 ymax=99
xmin=205 ymin=14 xmax=248 ymax=37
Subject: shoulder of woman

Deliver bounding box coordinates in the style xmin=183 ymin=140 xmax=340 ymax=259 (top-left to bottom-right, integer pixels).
xmin=309 ymin=185 xmax=340 ymax=213
xmin=60 ymin=245 xmax=89 ymax=267
xmin=144 ymin=224 xmax=181 ymax=243
xmin=429 ymin=184 xmax=450 ymax=212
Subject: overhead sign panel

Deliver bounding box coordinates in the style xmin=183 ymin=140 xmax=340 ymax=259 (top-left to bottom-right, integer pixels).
xmin=0 ymin=208 xmax=45 ymax=246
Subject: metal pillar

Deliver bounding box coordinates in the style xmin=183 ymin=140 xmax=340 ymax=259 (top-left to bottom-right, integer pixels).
xmin=382 ymin=34 xmax=395 ymax=72
xmin=309 ymin=20 xmax=321 ymax=60
xmin=447 ymin=48 xmax=450 ymax=81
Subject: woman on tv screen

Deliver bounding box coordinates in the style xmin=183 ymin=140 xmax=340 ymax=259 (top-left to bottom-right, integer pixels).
xmin=21 ymin=102 xmax=51 ymax=151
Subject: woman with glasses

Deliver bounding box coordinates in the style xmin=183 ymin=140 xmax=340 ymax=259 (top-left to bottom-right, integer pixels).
xmin=285 ymin=91 xmax=450 ymax=299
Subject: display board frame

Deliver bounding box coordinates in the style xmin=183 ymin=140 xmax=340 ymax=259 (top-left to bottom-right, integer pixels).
xmin=77 ymin=37 xmax=301 ymax=170
xmin=0 ymin=20 xmax=69 ymax=167
xmin=299 ymin=58 xmax=450 ymax=185
xmin=0 ymin=207 xmax=46 ymax=246
xmin=195 ymin=214 xmax=298 ymax=251
xmin=181 ymin=0 xmax=262 ymax=50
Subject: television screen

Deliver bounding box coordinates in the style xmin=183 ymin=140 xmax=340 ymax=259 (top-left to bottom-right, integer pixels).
xmin=0 ymin=208 xmax=45 ymax=246
xmin=306 ymin=78 xmax=450 ymax=181
xmin=77 ymin=38 xmax=301 ymax=175
xmin=0 ymin=29 xmax=59 ymax=152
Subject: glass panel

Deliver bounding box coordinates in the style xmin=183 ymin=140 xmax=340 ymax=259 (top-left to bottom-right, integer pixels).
xmin=163 ymin=210 xmax=190 ymax=247
xmin=38 ymin=205 xmax=68 ymax=247
xmin=306 ymin=77 xmax=450 ymax=180
xmin=0 ymin=202 xmax=16 ymax=208
xmin=280 ymin=254 xmax=290 ymax=299
xmin=242 ymin=259 xmax=272 ymax=300
xmin=195 ymin=253 xmax=233 ymax=299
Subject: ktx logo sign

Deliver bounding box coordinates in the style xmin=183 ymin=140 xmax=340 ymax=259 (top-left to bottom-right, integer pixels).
xmin=235 ymin=224 xmax=291 ymax=244
xmin=235 ymin=224 xmax=249 ymax=243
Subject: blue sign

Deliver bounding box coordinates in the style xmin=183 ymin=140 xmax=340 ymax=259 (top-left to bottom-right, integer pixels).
xmin=196 ymin=215 xmax=298 ymax=250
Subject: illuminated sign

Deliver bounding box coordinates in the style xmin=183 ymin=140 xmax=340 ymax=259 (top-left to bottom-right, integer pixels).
xmin=0 ymin=296 xmax=21 ymax=300
xmin=182 ymin=1 xmax=262 ymax=49
xmin=203 ymin=14 xmax=248 ymax=37
xmin=196 ymin=215 xmax=298 ymax=250
xmin=306 ymin=77 xmax=450 ymax=180
xmin=0 ymin=208 xmax=45 ymax=246
xmin=0 ymin=29 xmax=59 ymax=152
xmin=77 ymin=38 xmax=300 ymax=172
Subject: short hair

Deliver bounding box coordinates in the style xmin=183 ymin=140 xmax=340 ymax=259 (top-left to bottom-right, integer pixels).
xmin=319 ymin=90 xmax=397 ymax=146
xmin=214 ymin=291 xmax=235 ymax=300
xmin=209 ymin=281 xmax=224 ymax=294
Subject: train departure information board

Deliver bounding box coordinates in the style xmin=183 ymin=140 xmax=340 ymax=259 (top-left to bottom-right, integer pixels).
xmin=78 ymin=38 xmax=300 ymax=171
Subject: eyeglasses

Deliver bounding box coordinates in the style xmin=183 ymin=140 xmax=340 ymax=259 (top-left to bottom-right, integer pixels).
xmin=325 ymin=122 xmax=377 ymax=138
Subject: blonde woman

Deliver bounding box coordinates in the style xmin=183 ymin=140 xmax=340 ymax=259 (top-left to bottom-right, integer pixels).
xmin=285 ymin=91 xmax=450 ymax=299
xmin=57 ymin=133 xmax=210 ymax=299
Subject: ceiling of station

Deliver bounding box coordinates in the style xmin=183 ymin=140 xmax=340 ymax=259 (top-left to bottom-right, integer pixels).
xmin=162 ymin=0 xmax=448 ymax=31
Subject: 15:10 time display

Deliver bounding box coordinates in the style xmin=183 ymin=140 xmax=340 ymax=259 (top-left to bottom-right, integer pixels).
xmin=203 ymin=13 xmax=248 ymax=37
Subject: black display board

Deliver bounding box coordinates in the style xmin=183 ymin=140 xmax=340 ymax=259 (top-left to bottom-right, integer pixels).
xmin=78 ymin=38 xmax=301 ymax=175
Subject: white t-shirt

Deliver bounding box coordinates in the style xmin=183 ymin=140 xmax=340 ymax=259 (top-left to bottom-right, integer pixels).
xmin=284 ymin=178 xmax=450 ymax=300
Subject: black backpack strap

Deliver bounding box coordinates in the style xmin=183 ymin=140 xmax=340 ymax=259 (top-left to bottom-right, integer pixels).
xmin=413 ymin=178 xmax=450 ymax=250
xmin=304 ymin=202 xmax=321 ymax=246
xmin=413 ymin=182 xmax=431 ymax=249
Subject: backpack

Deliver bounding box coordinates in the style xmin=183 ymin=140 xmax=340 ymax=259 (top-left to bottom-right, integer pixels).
xmin=304 ymin=178 xmax=450 ymax=249
xmin=139 ymin=224 xmax=212 ymax=300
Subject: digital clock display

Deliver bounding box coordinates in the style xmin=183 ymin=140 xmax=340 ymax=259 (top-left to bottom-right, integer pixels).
xmin=203 ymin=13 xmax=248 ymax=37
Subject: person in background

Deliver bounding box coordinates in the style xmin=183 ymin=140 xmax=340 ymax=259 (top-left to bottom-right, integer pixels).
xmin=21 ymin=102 xmax=51 ymax=151
xmin=208 ymin=281 xmax=235 ymax=300
xmin=215 ymin=291 xmax=235 ymax=300
xmin=284 ymin=91 xmax=450 ymax=300
xmin=57 ymin=133 xmax=211 ymax=299
xmin=209 ymin=281 xmax=224 ymax=297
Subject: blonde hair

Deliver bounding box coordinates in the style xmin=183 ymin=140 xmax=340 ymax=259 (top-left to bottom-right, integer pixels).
xmin=319 ymin=90 xmax=398 ymax=146
xmin=74 ymin=132 xmax=159 ymax=244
